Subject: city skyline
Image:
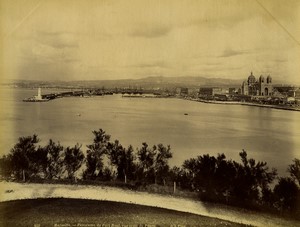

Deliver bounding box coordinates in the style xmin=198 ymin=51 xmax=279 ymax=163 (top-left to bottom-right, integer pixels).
xmin=1 ymin=0 xmax=300 ymax=84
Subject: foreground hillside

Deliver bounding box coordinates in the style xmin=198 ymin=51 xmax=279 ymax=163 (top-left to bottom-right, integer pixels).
xmin=0 ymin=198 xmax=245 ymax=227
xmin=0 ymin=182 xmax=299 ymax=227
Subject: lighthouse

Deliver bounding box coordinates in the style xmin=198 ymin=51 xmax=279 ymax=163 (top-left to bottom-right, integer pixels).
xmin=37 ymin=88 xmax=42 ymax=100
xmin=23 ymin=87 xmax=49 ymax=102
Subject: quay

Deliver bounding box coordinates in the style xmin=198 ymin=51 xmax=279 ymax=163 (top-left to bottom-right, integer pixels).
xmin=190 ymin=98 xmax=300 ymax=112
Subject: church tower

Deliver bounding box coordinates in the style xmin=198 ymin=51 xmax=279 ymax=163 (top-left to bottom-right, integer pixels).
xmin=258 ymin=75 xmax=273 ymax=96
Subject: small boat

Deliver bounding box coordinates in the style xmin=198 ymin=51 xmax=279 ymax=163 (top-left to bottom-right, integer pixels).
xmin=184 ymin=113 xmax=188 ymax=115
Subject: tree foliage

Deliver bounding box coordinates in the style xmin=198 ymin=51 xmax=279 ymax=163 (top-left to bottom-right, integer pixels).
xmin=107 ymin=141 xmax=136 ymax=183
xmin=137 ymin=142 xmax=156 ymax=183
xmin=180 ymin=150 xmax=278 ymax=205
xmin=63 ymin=144 xmax=85 ymax=180
xmin=0 ymin=155 xmax=12 ymax=179
xmin=153 ymin=144 xmax=172 ymax=185
xmin=1 ymin=130 xmax=299 ymax=217
xmin=44 ymin=139 xmax=64 ymax=179
xmin=137 ymin=143 xmax=172 ymax=185
xmin=288 ymin=158 xmax=300 ymax=186
xmin=232 ymin=150 xmax=277 ymax=204
xmin=8 ymin=135 xmax=40 ymax=181
xmin=83 ymin=129 xmax=110 ymax=180
xmin=273 ymin=177 xmax=299 ymax=212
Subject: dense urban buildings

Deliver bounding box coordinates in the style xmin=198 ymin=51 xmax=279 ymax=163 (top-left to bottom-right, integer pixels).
xmin=199 ymin=71 xmax=275 ymax=99
xmin=241 ymin=72 xmax=273 ymax=96
xmin=197 ymin=72 xmax=299 ymax=106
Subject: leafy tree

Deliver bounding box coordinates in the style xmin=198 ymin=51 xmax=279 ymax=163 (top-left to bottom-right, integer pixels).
xmin=123 ymin=145 xmax=137 ymax=181
xmin=107 ymin=140 xmax=136 ymax=183
xmin=44 ymin=139 xmax=64 ymax=179
xmin=288 ymin=158 xmax=300 ymax=186
xmin=1 ymin=136 xmax=64 ymax=181
xmin=153 ymin=144 xmax=172 ymax=185
xmin=63 ymin=144 xmax=85 ymax=180
xmin=169 ymin=166 xmax=181 ymax=182
xmin=181 ymin=151 xmax=277 ymax=205
xmin=182 ymin=157 xmax=198 ymax=190
xmin=106 ymin=140 xmax=125 ymax=180
xmin=83 ymin=129 xmax=110 ymax=180
xmin=28 ymin=145 xmax=48 ymax=178
xmin=137 ymin=142 xmax=156 ymax=183
xmin=169 ymin=166 xmax=192 ymax=190
xmin=214 ymin=154 xmax=237 ymax=201
xmin=0 ymin=155 xmax=12 ymax=179
xmin=182 ymin=154 xmax=219 ymax=192
xmin=232 ymin=150 xmax=277 ymax=205
xmin=9 ymin=135 xmax=39 ymax=181
xmin=261 ymin=187 xmax=276 ymax=207
xmin=102 ymin=167 xmax=113 ymax=181
xmin=107 ymin=140 xmax=124 ymax=167
xmin=196 ymin=154 xmax=217 ymax=190
xmin=273 ymin=177 xmax=299 ymax=212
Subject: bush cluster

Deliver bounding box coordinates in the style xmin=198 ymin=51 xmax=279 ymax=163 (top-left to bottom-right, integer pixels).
xmin=0 ymin=129 xmax=299 ymax=217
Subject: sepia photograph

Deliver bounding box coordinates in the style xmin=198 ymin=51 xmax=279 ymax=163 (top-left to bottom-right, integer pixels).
xmin=0 ymin=0 xmax=300 ymax=226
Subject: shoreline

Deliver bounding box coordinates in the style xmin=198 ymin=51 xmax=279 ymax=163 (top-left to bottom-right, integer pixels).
xmin=190 ymin=98 xmax=300 ymax=112
xmin=4 ymin=86 xmax=298 ymax=112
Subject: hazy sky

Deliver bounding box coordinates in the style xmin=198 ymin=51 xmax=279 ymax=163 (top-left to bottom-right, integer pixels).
xmin=1 ymin=0 xmax=300 ymax=84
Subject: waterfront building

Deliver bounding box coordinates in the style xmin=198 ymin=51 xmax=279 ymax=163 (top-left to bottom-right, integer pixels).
xmin=198 ymin=87 xmax=227 ymax=97
xmin=288 ymin=88 xmax=300 ymax=101
xmin=180 ymin=87 xmax=189 ymax=96
xmin=229 ymin=88 xmax=238 ymax=94
xmin=241 ymin=72 xmax=273 ymax=96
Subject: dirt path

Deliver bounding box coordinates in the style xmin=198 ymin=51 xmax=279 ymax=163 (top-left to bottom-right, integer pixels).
xmin=0 ymin=182 xmax=298 ymax=227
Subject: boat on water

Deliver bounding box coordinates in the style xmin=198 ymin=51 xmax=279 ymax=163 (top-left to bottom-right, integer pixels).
xmin=23 ymin=88 xmax=50 ymax=102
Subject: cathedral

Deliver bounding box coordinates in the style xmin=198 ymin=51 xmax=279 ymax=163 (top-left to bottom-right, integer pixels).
xmin=241 ymin=72 xmax=273 ymax=96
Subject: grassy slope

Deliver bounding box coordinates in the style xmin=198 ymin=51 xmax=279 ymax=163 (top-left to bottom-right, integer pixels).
xmin=0 ymin=198 xmax=247 ymax=227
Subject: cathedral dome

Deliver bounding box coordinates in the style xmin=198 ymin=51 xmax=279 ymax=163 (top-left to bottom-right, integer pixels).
xmin=248 ymin=72 xmax=256 ymax=84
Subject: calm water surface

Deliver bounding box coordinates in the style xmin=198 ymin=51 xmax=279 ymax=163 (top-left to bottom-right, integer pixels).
xmin=1 ymin=88 xmax=300 ymax=176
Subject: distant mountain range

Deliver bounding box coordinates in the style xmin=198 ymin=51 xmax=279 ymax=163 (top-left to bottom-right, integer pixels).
xmin=2 ymin=76 xmax=290 ymax=89
xmin=3 ymin=76 xmax=241 ymax=89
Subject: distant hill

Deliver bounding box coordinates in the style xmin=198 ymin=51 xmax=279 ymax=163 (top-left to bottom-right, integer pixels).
xmin=3 ymin=76 xmax=243 ymax=89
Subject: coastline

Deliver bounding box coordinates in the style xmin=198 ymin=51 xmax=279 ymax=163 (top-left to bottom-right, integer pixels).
xmin=5 ymin=86 xmax=298 ymax=112
xmin=190 ymin=98 xmax=300 ymax=112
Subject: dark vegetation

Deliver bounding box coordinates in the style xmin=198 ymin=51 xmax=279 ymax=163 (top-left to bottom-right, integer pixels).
xmin=0 ymin=129 xmax=299 ymax=219
xmin=0 ymin=198 xmax=247 ymax=226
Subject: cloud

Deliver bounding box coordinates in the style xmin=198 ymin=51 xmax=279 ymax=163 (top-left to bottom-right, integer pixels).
xmin=20 ymin=40 xmax=79 ymax=64
xmin=187 ymin=1 xmax=256 ymax=29
xmin=63 ymin=58 xmax=80 ymax=63
xmin=16 ymin=31 xmax=80 ymax=80
xmin=130 ymin=24 xmax=172 ymax=38
xmin=18 ymin=57 xmax=75 ymax=81
xmin=36 ymin=31 xmax=78 ymax=49
xmin=2 ymin=0 xmax=299 ymax=84
xmin=218 ymin=49 xmax=250 ymax=58
xmin=273 ymin=58 xmax=288 ymax=63
xmin=129 ymin=61 xmax=168 ymax=69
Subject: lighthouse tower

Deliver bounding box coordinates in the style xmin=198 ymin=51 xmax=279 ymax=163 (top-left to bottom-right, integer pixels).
xmin=37 ymin=88 xmax=42 ymax=100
